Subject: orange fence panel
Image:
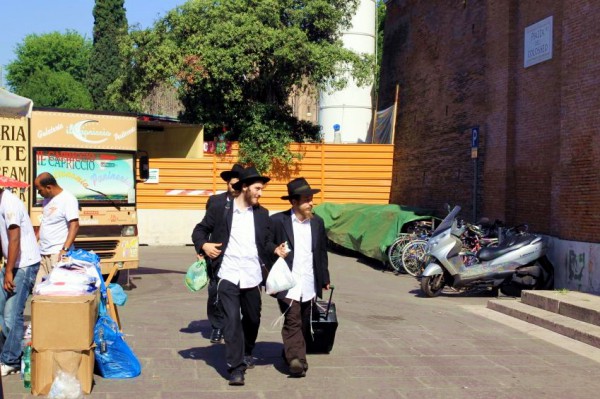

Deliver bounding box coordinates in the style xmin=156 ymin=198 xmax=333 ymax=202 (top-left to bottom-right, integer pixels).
xmin=137 ymin=143 xmax=394 ymax=211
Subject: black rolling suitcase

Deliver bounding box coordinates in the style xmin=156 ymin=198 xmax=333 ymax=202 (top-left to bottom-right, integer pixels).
xmin=307 ymin=286 xmax=338 ymax=354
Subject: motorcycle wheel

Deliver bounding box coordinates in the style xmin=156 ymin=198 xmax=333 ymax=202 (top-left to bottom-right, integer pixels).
xmin=500 ymin=284 xmax=522 ymax=297
xmin=501 ymin=257 xmax=555 ymax=297
xmin=421 ymin=274 xmax=445 ymax=297
xmin=536 ymin=256 xmax=555 ymax=290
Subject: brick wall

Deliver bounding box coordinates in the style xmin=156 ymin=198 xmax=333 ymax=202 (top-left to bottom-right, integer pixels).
xmin=380 ymin=0 xmax=488 ymax=218
xmin=380 ymin=0 xmax=600 ymax=242
xmin=555 ymin=1 xmax=600 ymax=242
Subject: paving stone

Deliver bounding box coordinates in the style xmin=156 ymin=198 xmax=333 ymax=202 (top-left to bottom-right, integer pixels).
xmin=3 ymin=246 xmax=600 ymax=398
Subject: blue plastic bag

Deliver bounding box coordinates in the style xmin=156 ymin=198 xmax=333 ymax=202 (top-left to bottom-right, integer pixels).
xmin=184 ymin=259 xmax=208 ymax=292
xmin=108 ymin=283 xmax=128 ymax=306
xmin=68 ymin=248 xmax=100 ymax=266
xmin=94 ymin=311 xmax=141 ymax=378
xmin=70 ymin=249 xmax=142 ymax=379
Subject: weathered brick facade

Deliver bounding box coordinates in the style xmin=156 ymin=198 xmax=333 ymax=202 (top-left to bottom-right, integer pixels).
xmin=380 ymin=0 xmax=600 ymax=243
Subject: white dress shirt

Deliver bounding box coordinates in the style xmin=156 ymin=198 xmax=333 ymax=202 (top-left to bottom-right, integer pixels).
xmin=218 ymin=202 xmax=263 ymax=288
xmin=285 ymin=212 xmax=315 ymax=302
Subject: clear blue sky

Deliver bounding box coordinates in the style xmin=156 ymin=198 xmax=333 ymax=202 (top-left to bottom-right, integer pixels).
xmin=0 ymin=0 xmax=185 ymax=87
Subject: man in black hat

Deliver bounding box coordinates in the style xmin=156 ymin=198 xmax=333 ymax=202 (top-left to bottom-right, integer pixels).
xmin=203 ymin=163 xmax=244 ymax=344
xmin=192 ymin=166 xmax=283 ymax=386
xmin=270 ymin=177 xmax=330 ymax=377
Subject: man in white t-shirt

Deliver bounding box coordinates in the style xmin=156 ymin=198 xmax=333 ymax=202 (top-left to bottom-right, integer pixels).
xmin=0 ymin=188 xmax=41 ymax=376
xmin=34 ymin=172 xmax=79 ymax=285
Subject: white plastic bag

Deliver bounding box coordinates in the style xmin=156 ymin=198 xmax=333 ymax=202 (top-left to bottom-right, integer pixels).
xmin=48 ymin=370 xmax=83 ymax=399
xmin=266 ymin=257 xmax=296 ymax=295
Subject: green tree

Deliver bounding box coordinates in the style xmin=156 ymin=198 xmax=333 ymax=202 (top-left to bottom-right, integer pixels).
xmin=19 ymin=68 xmax=93 ymax=109
xmin=112 ymin=0 xmax=373 ymax=172
xmin=87 ymin=0 xmax=128 ymax=110
xmin=375 ymin=0 xmax=386 ymax=94
xmin=6 ymin=31 xmax=92 ymax=94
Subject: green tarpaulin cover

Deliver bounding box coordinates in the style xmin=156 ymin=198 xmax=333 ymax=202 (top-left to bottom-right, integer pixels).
xmin=313 ymin=203 xmax=435 ymax=262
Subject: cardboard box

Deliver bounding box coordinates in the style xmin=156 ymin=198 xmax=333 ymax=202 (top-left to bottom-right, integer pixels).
xmin=31 ymin=348 xmax=94 ymax=395
xmin=32 ymin=294 xmax=98 ymax=350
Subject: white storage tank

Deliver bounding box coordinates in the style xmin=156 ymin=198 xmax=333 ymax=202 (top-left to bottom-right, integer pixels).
xmin=319 ymin=0 xmax=376 ymax=143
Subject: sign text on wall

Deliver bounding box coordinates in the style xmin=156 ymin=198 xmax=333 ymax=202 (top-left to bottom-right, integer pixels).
xmin=524 ymin=16 xmax=553 ymax=68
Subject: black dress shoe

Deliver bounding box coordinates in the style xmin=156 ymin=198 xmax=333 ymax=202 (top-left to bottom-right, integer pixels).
xmin=229 ymin=369 xmax=245 ymax=386
xmin=209 ymin=328 xmax=223 ymax=343
xmin=289 ymin=358 xmax=306 ymax=377
xmin=244 ymin=355 xmax=255 ymax=369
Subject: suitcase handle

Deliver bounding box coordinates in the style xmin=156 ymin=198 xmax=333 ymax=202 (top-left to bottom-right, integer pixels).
xmin=324 ymin=285 xmax=335 ymax=319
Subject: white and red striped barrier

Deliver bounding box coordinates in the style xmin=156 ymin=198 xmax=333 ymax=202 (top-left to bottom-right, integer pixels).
xmin=165 ymin=189 xmax=226 ymax=196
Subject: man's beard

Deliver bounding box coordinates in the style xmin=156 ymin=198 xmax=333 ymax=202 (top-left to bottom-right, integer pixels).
xmin=299 ymin=206 xmax=314 ymax=220
xmin=244 ymin=189 xmax=258 ymax=205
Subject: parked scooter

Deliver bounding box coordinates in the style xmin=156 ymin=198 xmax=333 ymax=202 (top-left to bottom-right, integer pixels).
xmin=420 ymin=206 xmax=554 ymax=297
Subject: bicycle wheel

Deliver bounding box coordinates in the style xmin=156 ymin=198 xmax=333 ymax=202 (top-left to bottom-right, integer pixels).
xmin=387 ymin=234 xmax=412 ymax=272
xmin=401 ymin=239 xmax=428 ymax=276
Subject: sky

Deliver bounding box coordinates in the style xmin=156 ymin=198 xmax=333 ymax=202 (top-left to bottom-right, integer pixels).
xmin=0 ymin=0 xmax=186 ymax=87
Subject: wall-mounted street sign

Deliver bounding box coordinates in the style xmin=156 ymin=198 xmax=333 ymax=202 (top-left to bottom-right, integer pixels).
xmin=146 ymin=168 xmax=159 ymax=184
xmin=471 ymin=127 xmax=479 ymax=159
xmin=524 ymin=16 xmax=553 ymax=68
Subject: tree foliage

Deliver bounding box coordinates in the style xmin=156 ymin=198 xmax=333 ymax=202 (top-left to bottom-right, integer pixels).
xmin=112 ymin=0 xmax=373 ymax=172
xmin=87 ymin=0 xmax=128 ymax=110
xmin=6 ymin=31 xmax=92 ymax=95
xmin=19 ymin=68 xmax=93 ymax=109
xmin=375 ymin=0 xmax=387 ymax=94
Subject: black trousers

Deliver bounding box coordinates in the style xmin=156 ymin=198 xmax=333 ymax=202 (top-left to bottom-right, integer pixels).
xmin=218 ymin=279 xmax=262 ymax=372
xmin=277 ymin=297 xmax=313 ymax=367
xmin=206 ymin=279 xmax=224 ymax=329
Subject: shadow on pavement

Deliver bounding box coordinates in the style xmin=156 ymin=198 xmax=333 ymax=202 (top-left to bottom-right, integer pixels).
xmin=129 ymin=267 xmax=186 ymax=276
xmin=178 ymin=341 xmax=288 ymax=379
xmin=253 ymin=341 xmax=288 ymax=376
xmin=180 ymin=319 xmax=212 ymax=339
xmin=327 ymin=241 xmax=391 ymax=273
xmin=409 ymin=286 xmax=501 ymax=298
xmin=179 ymin=345 xmax=229 ymax=379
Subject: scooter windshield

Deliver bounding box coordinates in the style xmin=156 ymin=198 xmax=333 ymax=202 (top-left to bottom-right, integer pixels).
xmin=430 ymin=206 xmax=462 ymax=237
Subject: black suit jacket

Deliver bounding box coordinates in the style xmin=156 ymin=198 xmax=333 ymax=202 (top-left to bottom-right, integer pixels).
xmin=201 ymin=191 xmax=232 ymax=278
xmin=270 ymin=209 xmax=330 ymax=299
xmin=206 ymin=191 xmax=231 ymax=211
xmin=192 ymin=200 xmax=276 ymax=281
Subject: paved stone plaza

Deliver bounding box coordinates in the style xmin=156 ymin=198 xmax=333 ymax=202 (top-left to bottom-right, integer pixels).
xmin=3 ymin=246 xmax=600 ymax=398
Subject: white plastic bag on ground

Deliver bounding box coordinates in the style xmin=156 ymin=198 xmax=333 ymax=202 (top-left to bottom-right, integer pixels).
xmin=48 ymin=370 xmax=83 ymax=399
xmin=266 ymin=257 xmax=296 ymax=295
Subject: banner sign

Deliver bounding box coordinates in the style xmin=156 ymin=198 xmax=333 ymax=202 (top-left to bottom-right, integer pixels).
xmin=34 ymin=149 xmax=135 ymax=206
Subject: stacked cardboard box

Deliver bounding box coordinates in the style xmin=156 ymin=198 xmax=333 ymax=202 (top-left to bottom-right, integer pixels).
xmin=30 ymin=294 xmax=98 ymax=396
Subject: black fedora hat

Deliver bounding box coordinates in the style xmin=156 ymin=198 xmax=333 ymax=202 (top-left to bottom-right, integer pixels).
xmin=281 ymin=177 xmax=321 ymax=200
xmin=231 ymin=166 xmax=270 ymax=191
xmin=220 ymin=164 xmax=244 ymax=182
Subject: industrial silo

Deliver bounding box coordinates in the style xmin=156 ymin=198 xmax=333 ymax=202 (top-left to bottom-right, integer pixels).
xmin=319 ymin=0 xmax=376 ymax=143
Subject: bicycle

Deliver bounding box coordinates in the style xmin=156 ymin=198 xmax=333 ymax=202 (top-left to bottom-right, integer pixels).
xmin=401 ymin=239 xmax=428 ymax=276
xmin=387 ymin=233 xmax=414 ymax=273
xmin=387 ymin=220 xmax=434 ymax=274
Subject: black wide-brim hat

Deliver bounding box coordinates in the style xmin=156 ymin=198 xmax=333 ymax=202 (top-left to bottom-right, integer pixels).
xmin=281 ymin=177 xmax=321 ymax=200
xmin=220 ymin=164 xmax=244 ymax=182
xmin=231 ymin=166 xmax=270 ymax=191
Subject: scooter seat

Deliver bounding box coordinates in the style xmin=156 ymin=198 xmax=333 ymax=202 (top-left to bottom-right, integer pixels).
xmin=477 ymin=234 xmax=537 ymax=261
